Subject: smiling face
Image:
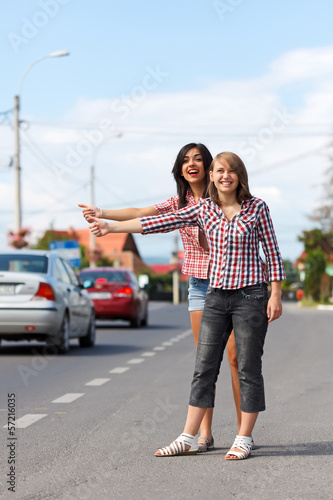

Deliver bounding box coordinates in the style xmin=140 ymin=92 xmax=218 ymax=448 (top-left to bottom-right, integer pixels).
xmin=209 ymin=159 xmax=239 ymax=200
xmin=181 ymin=148 xmax=206 ymax=187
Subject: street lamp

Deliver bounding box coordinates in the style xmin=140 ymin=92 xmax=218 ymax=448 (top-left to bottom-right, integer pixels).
xmin=13 ymin=50 xmax=70 ymax=232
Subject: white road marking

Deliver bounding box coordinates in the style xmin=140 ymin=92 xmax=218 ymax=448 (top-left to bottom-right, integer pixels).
xmin=1 ymin=329 xmax=194 ymax=432
xmin=85 ymin=378 xmax=110 ymax=386
xmin=127 ymin=358 xmax=145 ymax=364
xmin=52 ymin=393 xmax=85 ymax=404
xmin=3 ymin=414 xmax=48 ymax=428
xmin=109 ymin=367 xmax=130 ymax=374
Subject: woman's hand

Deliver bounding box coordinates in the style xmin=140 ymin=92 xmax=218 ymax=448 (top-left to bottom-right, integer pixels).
xmin=78 ymin=203 xmax=102 ymax=223
xmin=267 ymin=282 xmax=283 ymax=322
xmin=88 ymin=217 xmax=110 ymax=237
xmin=266 ymin=295 xmax=282 ymax=322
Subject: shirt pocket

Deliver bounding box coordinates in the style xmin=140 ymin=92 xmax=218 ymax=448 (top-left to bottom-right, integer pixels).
xmin=236 ymin=214 xmax=257 ymax=235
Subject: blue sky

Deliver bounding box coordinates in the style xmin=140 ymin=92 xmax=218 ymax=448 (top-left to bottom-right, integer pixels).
xmin=1 ymin=0 xmax=333 ymax=264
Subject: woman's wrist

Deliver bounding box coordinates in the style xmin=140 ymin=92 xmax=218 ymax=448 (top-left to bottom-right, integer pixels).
xmin=270 ymin=282 xmax=282 ymax=297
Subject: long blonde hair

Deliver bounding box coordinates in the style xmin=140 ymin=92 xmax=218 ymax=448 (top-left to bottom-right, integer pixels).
xmin=208 ymin=152 xmax=252 ymax=206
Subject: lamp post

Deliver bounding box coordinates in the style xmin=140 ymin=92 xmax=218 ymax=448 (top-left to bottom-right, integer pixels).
xmin=13 ymin=50 xmax=70 ymax=232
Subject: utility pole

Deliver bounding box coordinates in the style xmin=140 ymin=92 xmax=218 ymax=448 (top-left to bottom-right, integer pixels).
xmin=13 ymin=95 xmax=21 ymax=232
xmin=89 ymin=164 xmax=96 ymax=268
xmin=13 ymin=50 xmax=70 ymax=234
xmin=87 ymin=132 xmax=122 ymax=268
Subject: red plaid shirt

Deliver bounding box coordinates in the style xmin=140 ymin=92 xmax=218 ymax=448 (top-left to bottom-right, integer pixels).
xmin=153 ymin=192 xmax=210 ymax=279
xmin=142 ymin=197 xmax=285 ymax=289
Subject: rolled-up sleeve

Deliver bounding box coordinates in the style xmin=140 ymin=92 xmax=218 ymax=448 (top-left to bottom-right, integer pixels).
xmin=257 ymin=203 xmax=286 ymax=282
xmin=141 ymin=203 xmax=201 ymax=234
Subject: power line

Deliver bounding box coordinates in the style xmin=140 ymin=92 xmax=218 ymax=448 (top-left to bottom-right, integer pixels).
xmin=250 ymin=145 xmax=331 ymax=175
xmin=10 ymin=119 xmax=333 ymax=138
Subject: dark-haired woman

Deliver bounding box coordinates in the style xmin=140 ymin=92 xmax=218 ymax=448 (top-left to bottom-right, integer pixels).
xmin=79 ymin=144 xmax=241 ymax=451
xmin=87 ymin=151 xmax=285 ymax=460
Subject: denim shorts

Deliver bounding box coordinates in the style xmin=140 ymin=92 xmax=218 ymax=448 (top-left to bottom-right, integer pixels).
xmin=189 ymin=283 xmax=269 ymax=413
xmin=188 ymin=277 xmax=209 ymax=312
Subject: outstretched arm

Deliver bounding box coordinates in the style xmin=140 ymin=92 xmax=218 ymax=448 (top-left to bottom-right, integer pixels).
xmin=88 ymin=216 xmax=143 ymax=237
xmin=78 ymin=203 xmax=158 ymax=223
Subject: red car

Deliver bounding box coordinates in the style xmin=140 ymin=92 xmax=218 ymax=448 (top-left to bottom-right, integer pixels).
xmin=79 ymin=267 xmax=148 ymax=328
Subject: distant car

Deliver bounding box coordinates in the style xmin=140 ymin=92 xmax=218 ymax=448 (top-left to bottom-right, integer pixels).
xmin=79 ymin=267 xmax=148 ymax=328
xmin=0 ymin=250 xmax=95 ymax=354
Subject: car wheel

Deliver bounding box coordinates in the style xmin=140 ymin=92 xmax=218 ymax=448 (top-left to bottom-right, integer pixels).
xmin=79 ymin=311 xmax=96 ymax=348
xmin=130 ymin=313 xmax=140 ymax=328
xmin=51 ymin=314 xmax=70 ymax=354
xmin=141 ymin=308 xmax=148 ymax=327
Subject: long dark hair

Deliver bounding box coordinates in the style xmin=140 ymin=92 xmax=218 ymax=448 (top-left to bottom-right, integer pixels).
xmin=171 ymin=143 xmax=213 ymax=209
xmin=209 ymin=152 xmax=252 ymax=206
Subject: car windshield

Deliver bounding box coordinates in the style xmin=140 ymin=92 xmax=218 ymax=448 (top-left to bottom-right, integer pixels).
xmin=80 ymin=271 xmax=127 ymax=283
xmin=0 ymin=254 xmax=48 ymax=273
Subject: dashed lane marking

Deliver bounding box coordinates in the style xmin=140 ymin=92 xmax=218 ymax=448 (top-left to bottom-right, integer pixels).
xmin=52 ymin=393 xmax=85 ymax=404
xmin=2 ymin=329 xmax=192 ymax=430
xmin=85 ymin=378 xmax=111 ymax=386
xmin=109 ymin=367 xmax=130 ymax=374
xmin=3 ymin=414 xmax=48 ymax=428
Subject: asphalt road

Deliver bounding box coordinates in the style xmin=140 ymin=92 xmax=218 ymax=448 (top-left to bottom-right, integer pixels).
xmin=0 ymin=301 xmax=332 ymax=500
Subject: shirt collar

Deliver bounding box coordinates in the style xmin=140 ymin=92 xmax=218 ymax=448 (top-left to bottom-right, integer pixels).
xmin=240 ymin=197 xmax=254 ymax=211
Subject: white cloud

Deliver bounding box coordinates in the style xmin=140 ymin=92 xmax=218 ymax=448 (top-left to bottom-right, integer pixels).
xmin=251 ymin=186 xmax=286 ymax=208
xmin=267 ymin=46 xmax=333 ymax=85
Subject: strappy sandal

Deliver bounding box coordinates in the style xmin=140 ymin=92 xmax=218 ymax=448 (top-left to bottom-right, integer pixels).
xmin=197 ymin=435 xmax=214 ymax=452
xmin=155 ymin=433 xmax=198 ymax=457
xmin=225 ymin=435 xmax=252 ymax=460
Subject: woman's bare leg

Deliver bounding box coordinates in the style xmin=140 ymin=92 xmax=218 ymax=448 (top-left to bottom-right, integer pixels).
xmin=184 ymin=405 xmax=207 ymax=436
xmin=226 ymin=331 xmax=242 ymax=433
xmin=190 ymin=310 xmax=213 ymax=439
xmin=225 ymin=411 xmax=258 ymax=458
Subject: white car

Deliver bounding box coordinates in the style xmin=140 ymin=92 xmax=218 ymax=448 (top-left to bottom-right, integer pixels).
xmin=0 ymin=250 xmax=95 ymax=354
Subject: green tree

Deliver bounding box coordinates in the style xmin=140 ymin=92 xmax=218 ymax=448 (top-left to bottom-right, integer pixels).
xmin=282 ymin=259 xmax=299 ymax=289
xmin=304 ymin=248 xmax=326 ymax=301
xmin=297 ymin=228 xmax=333 ymax=256
xmin=31 ymin=230 xmax=68 ymax=250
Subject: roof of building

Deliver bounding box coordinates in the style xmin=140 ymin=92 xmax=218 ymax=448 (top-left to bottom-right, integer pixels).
xmin=48 ymin=228 xmax=140 ymax=256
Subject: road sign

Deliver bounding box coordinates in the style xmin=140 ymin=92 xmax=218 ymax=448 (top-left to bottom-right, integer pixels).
xmin=49 ymin=241 xmax=81 ymax=268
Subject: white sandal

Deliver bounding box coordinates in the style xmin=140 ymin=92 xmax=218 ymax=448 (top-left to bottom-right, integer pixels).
xmin=225 ymin=435 xmax=252 ymax=460
xmin=155 ymin=433 xmax=198 ymax=457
